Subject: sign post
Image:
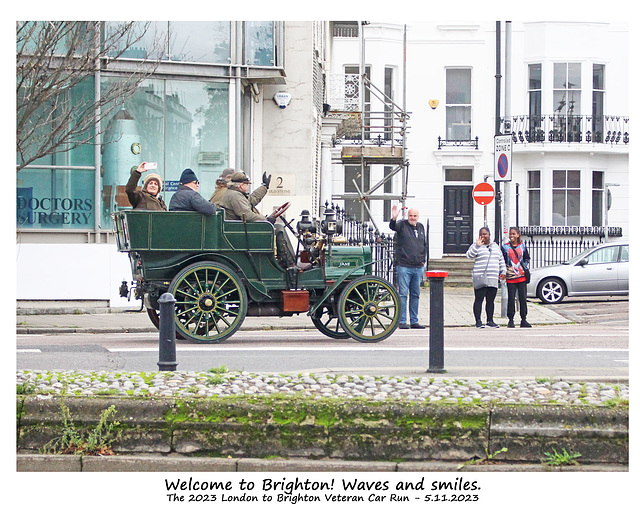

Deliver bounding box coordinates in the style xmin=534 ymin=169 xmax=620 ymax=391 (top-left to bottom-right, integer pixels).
xmin=473 ymin=182 xmax=495 ymax=227
xmin=494 ymin=135 xmax=512 ymax=182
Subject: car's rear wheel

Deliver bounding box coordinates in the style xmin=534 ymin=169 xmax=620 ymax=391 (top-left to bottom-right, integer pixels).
xmin=538 ymin=277 xmax=566 ymax=304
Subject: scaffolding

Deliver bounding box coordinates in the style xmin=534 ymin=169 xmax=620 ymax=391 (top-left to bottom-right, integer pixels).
xmin=329 ymin=22 xmax=411 ymax=234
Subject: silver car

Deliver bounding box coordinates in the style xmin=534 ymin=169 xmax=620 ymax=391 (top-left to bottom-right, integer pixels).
xmin=527 ymin=241 xmax=629 ymax=304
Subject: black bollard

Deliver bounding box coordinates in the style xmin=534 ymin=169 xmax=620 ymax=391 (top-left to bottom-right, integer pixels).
xmin=425 ymin=271 xmax=448 ymax=374
xmin=157 ymin=292 xmax=178 ymax=371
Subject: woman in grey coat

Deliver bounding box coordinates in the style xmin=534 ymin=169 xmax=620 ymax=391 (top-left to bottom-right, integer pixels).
xmin=466 ymin=226 xmax=506 ymax=328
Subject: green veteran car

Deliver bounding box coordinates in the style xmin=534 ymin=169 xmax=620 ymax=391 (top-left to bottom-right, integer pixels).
xmin=113 ymin=208 xmax=400 ymax=344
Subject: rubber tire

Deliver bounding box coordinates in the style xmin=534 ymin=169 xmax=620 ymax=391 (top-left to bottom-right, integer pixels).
xmin=311 ymin=304 xmax=350 ymax=339
xmin=337 ymin=276 xmax=400 ymax=343
xmin=146 ymin=308 xmax=185 ymax=340
xmin=538 ymin=277 xmax=566 ymax=304
xmin=168 ymin=261 xmax=247 ymax=343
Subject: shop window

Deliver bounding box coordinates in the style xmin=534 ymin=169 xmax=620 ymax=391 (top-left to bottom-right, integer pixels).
xmin=99 ymin=77 xmax=230 ymax=229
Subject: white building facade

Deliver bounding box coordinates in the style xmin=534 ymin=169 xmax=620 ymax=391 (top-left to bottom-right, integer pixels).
xmin=326 ymin=21 xmax=628 ymax=260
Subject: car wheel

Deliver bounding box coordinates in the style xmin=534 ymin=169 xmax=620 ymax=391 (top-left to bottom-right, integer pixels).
xmin=538 ymin=277 xmax=566 ymax=304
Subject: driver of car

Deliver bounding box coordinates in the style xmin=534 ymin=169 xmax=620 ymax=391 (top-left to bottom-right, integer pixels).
xmin=218 ymin=171 xmax=275 ymax=223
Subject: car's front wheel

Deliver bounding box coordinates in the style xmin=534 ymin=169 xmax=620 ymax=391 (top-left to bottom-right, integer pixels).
xmin=538 ymin=277 xmax=566 ymax=304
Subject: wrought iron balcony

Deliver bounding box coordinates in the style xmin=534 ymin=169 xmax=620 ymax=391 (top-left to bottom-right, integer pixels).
xmin=327 ymin=73 xmax=410 ymax=149
xmin=501 ymin=115 xmax=629 ymax=146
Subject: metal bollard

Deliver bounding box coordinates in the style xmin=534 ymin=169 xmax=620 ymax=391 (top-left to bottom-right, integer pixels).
xmin=157 ymin=292 xmax=178 ymax=371
xmin=425 ymin=271 xmax=448 ymax=374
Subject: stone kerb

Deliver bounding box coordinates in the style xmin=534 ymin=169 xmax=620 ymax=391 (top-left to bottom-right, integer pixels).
xmin=17 ymin=396 xmax=628 ymax=465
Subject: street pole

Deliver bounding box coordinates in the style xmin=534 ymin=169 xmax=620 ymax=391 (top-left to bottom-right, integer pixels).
xmin=494 ymin=21 xmax=502 ymax=245
xmin=426 ymin=271 xmax=448 ymax=374
xmin=501 ymin=21 xmax=512 ymax=318
xmin=157 ymin=293 xmax=178 ymax=371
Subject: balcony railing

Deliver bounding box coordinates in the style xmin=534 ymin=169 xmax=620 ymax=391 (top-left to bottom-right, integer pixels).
xmin=501 ymin=115 xmax=629 ymax=146
xmin=327 ymin=74 xmax=409 ymax=148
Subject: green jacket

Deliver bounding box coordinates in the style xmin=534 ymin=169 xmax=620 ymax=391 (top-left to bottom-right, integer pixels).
xmin=218 ymin=184 xmax=268 ymax=221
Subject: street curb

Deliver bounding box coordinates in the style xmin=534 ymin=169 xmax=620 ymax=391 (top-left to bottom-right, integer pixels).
xmin=16 ymin=453 xmax=627 ymax=472
xmin=17 ymin=395 xmax=628 ymax=466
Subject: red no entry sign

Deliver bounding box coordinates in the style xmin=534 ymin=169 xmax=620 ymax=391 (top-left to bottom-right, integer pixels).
xmin=473 ymin=182 xmax=495 ymax=205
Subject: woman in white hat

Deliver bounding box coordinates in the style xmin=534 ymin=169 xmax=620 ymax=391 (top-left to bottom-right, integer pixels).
xmin=125 ymin=162 xmax=167 ymax=211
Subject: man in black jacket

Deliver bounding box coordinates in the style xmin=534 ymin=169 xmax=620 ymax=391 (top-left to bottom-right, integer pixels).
xmin=389 ymin=205 xmax=427 ymax=329
xmin=169 ymin=168 xmax=216 ymax=216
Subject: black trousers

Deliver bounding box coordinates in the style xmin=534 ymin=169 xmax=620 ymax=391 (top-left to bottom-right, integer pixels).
xmin=507 ymin=281 xmax=528 ymax=320
xmin=473 ymin=286 xmax=498 ymax=323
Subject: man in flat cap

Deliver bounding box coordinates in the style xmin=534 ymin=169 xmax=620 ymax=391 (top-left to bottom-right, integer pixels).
xmin=218 ymin=171 xmax=274 ymax=222
xmin=169 ymin=168 xmax=216 ymax=215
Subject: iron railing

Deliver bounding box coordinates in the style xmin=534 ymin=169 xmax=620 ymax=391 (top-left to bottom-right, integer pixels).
xmin=522 ymin=237 xmax=603 ymax=269
xmin=330 ymin=203 xmax=430 ymax=285
xmin=501 ymin=115 xmax=629 ymax=145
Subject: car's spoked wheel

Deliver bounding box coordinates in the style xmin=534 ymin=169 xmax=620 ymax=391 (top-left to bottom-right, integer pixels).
xmin=311 ymin=304 xmax=350 ymax=339
xmin=337 ymin=276 xmax=400 ymax=343
xmin=168 ymin=262 xmax=247 ymax=343
xmin=538 ymin=277 xmax=566 ymax=304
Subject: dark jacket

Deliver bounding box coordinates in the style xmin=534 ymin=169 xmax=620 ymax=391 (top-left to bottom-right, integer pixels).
xmin=125 ymin=171 xmax=167 ymax=211
xmin=169 ymin=184 xmax=216 ymax=215
xmin=389 ymin=218 xmax=427 ymax=268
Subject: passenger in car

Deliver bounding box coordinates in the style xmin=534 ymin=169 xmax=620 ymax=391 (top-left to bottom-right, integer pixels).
xmin=210 ymin=167 xmax=235 ymax=206
xmin=125 ymin=162 xmax=167 ymax=211
xmin=218 ymin=171 xmax=274 ymax=222
xmin=169 ymin=168 xmax=216 ymax=216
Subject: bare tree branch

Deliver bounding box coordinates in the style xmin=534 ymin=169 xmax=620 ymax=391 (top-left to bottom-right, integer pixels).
xmin=16 ymin=21 xmax=163 ymax=172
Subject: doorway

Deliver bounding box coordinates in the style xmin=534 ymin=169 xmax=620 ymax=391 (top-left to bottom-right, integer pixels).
xmin=443 ymin=185 xmax=473 ymax=254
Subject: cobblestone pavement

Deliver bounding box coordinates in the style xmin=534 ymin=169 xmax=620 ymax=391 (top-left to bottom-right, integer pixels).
xmin=16 ymin=369 xmax=629 ymax=406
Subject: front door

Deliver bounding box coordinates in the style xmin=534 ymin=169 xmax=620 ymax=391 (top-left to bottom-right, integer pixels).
xmin=443 ymin=185 xmax=473 ymax=254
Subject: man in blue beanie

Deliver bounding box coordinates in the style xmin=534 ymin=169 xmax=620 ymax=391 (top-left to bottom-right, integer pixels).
xmin=169 ymin=168 xmax=216 ymax=215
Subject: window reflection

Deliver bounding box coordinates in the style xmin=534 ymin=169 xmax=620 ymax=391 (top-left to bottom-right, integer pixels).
xmin=244 ymin=21 xmax=274 ymax=65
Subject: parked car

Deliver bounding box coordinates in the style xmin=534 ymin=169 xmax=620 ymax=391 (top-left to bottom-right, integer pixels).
xmin=527 ymin=241 xmax=629 ymax=304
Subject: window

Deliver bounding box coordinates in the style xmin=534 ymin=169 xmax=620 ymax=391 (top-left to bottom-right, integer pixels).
xmin=244 ymin=21 xmax=275 ymax=66
xmin=99 ymin=77 xmax=229 ymax=229
xmin=620 ymin=245 xmax=629 ymax=262
xmin=445 ymin=68 xmax=471 ymax=140
xmin=383 ymin=166 xmax=393 ymax=221
xmin=345 ymin=65 xmax=371 ymax=139
xmin=552 ymin=170 xmax=580 ymax=226
xmin=384 ymin=67 xmax=394 ymax=140
xmin=445 ymin=168 xmax=473 ymax=182
xmin=344 ymin=165 xmax=370 ymax=222
xmin=17 ymin=77 xmax=97 ymax=230
xmin=592 ymin=64 xmax=605 ymax=142
xmin=553 ymin=63 xmax=581 ymax=142
xmin=168 ymin=22 xmax=231 ymax=63
xmin=528 ymin=64 xmax=542 ymax=135
xmin=592 ymin=171 xmax=604 ymax=226
xmin=586 ymin=245 xmax=619 ymax=264
xmin=528 ymin=170 xmax=541 ymax=226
